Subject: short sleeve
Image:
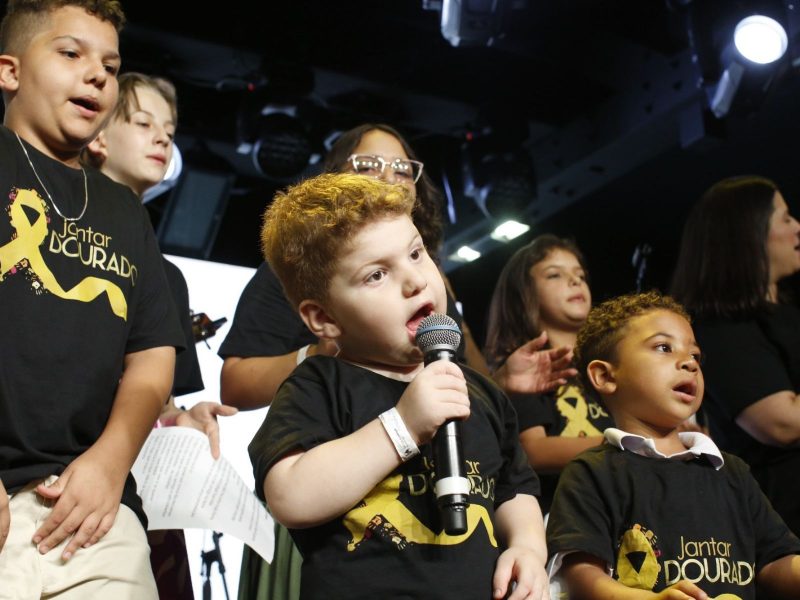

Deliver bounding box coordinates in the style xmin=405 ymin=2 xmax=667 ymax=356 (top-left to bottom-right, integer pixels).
xmin=508 ymin=392 xmax=557 ymax=433
xmin=471 ymin=374 xmax=540 ymax=506
xmin=218 ymin=261 xmax=315 ymax=359
xmin=126 ymin=203 xmax=185 ymax=355
xmin=248 ymin=362 xmax=342 ymax=500
xmin=695 ymin=318 xmax=793 ymax=418
xmin=730 ymin=454 xmax=800 ymax=569
xmin=546 ymin=453 xmax=615 ymax=568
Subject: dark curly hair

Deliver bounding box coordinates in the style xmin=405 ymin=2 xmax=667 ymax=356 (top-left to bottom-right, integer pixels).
xmin=575 ymin=291 xmax=690 ymax=391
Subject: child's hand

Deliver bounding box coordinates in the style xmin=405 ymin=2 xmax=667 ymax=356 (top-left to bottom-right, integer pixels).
xmin=32 ymin=448 xmax=125 ymax=561
xmin=653 ymin=580 xmax=708 ymax=599
xmin=494 ymin=332 xmax=577 ymax=395
xmin=0 ymin=478 xmax=8 ymax=553
xmin=395 ymin=360 xmax=469 ymax=446
xmin=175 ymin=401 xmax=238 ymax=459
xmin=493 ymin=546 xmax=550 ymax=599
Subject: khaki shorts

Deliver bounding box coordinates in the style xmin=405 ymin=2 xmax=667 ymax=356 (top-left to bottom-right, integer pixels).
xmin=0 ymin=476 xmax=157 ymax=600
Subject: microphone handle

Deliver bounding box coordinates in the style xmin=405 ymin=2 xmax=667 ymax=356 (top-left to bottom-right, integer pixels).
xmin=423 ymin=347 xmax=470 ymax=535
xmin=433 ymin=419 xmax=469 ymax=535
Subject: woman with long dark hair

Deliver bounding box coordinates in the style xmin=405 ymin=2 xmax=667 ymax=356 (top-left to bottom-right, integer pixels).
xmin=671 ymin=174 xmax=800 ymax=537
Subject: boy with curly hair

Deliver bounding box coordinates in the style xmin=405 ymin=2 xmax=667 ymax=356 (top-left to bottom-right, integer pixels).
xmin=547 ymin=291 xmax=800 ymax=599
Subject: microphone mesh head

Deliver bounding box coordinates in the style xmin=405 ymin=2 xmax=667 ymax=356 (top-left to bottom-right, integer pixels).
xmin=416 ymin=313 xmax=462 ymax=353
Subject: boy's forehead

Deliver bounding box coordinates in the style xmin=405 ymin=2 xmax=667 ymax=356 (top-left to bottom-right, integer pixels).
xmin=624 ymin=309 xmax=693 ymax=340
xmin=335 ymin=214 xmax=416 ymax=267
xmin=34 ymin=5 xmax=119 ymax=49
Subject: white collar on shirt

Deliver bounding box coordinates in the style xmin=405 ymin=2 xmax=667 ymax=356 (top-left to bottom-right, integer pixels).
xmin=604 ymin=427 xmax=724 ymax=470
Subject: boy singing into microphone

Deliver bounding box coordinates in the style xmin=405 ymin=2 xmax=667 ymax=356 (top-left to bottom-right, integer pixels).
xmin=249 ymin=173 xmax=549 ymax=599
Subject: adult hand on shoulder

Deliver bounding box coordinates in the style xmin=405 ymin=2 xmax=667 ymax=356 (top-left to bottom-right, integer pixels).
xmin=176 ymin=402 xmax=238 ymax=459
xmin=396 ymin=361 xmax=469 ymax=446
xmin=493 ymin=546 xmax=550 ymax=599
xmin=0 ymin=478 xmax=9 ymax=553
xmin=493 ymin=332 xmax=578 ymax=395
xmin=33 ymin=447 xmax=125 ymax=561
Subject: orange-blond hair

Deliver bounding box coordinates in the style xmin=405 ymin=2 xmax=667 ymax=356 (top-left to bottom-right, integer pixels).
xmin=261 ymin=172 xmax=415 ymax=307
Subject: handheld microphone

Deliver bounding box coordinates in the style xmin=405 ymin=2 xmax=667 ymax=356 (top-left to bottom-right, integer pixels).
xmin=415 ymin=313 xmax=470 ymax=535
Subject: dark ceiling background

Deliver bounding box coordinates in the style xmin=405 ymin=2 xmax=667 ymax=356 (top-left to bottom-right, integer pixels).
xmin=5 ymin=0 xmax=800 ymax=345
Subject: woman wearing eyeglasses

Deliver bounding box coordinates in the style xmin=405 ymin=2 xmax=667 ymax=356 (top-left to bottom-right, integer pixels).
xmin=219 ymin=123 xmax=488 ymax=600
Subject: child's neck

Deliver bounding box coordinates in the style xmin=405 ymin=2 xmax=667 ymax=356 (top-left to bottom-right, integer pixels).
xmin=543 ymin=326 xmax=577 ymax=350
xmin=613 ymin=415 xmax=687 ymax=456
xmin=8 ymin=123 xmax=83 ymax=169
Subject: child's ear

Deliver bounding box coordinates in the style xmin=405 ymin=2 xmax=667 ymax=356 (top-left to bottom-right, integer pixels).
xmin=0 ymin=54 xmax=20 ymax=92
xmin=86 ymin=131 xmax=108 ymax=164
xmin=586 ymin=359 xmax=617 ymax=395
xmin=298 ymin=299 xmax=342 ymax=341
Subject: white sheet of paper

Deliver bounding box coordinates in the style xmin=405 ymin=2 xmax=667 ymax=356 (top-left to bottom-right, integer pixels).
xmin=132 ymin=426 xmax=274 ymax=563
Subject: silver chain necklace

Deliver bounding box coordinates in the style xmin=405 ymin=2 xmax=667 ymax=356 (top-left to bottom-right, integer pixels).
xmin=15 ymin=132 xmax=88 ymax=222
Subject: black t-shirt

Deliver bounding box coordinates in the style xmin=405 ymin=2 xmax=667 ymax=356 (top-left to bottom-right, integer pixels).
xmin=0 ymin=126 xmax=185 ymax=524
xmin=219 ymin=260 xmax=468 ymax=360
xmin=547 ymin=444 xmax=800 ymax=598
xmin=162 ymin=257 xmax=204 ymax=397
xmin=695 ymin=305 xmax=800 ymax=536
xmin=249 ymin=356 xmax=539 ymax=600
xmin=510 ymin=378 xmax=613 ymax=513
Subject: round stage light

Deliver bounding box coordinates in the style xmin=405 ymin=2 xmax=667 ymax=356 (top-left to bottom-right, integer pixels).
xmin=734 ymin=15 xmax=788 ymax=65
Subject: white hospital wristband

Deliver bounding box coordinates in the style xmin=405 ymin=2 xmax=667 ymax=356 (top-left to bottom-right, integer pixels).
xmin=378 ymin=407 xmax=420 ymax=462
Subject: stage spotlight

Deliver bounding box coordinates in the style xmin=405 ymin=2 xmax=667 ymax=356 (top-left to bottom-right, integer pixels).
xmin=251 ymin=110 xmax=313 ymax=180
xmin=428 ymin=0 xmax=528 ymax=47
xmin=684 ymin=1 xmax=791 ymax=119
xmin=462 ymin=144 xmax=536 ymax=221
xmin=734 ymin=15 xmax=787 ymax=64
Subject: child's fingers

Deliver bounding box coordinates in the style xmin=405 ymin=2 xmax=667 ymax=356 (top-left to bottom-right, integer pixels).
xmin=206 ymin=424 xmax=221 ymax=459
xmin=520 ymin=332 xmax=549 ymax=354
xmin=667 ymin=580 xmax=708 ymax=599
xmin=61 ymin=512 xmax=100 ymax=561
xmin=36 ymin=501 xmax=83 ymax=556
xmin=82 ymin=512 xmax=115 ymax=549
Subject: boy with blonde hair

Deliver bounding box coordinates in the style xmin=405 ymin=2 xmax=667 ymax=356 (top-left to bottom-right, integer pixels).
xmin=0 ymin=1 xmax=184 ymax=597
xmin=547 ymin=291 xmax=800 ymax=599
xmin=250 ymin=172 xmax=550 ymax=599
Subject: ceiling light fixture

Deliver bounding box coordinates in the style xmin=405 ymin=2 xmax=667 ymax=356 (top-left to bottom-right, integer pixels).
xmin=733 ymin=15 xmax=788 ymax=64
xmin=490 ymin=219 xmax=530 ymax=242
xmin=453 ymin=245 xmax=481 ymax=262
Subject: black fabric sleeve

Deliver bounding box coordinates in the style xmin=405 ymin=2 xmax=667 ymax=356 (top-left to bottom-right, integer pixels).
xmin=468 ymin=371 xmax=541 ymax=506
xmin=546 ymin=454 xmax=615 ymax=567
xmin=125 ymin=202 xmax=185 ymax=355
xmin=248 ymin=364 xmax=341 ymax=500
xmin=218 ymin=261 xmax=316 ymax=359
xmin=162 ymin=258 xmax=204 ymax=396
xmin=697 ymin=319 xmax=793 ymax=419
xmin=729 ymin=453 xmax=800 ymax=569
xmin=508 ymin=392 xmax=557 ymax=433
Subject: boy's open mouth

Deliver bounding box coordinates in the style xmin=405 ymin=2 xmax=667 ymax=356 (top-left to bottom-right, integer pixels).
xmin=406 ymin=303 xmax=434 ymax=336
xmin=71 ymin=96 xmax=100 ymax=113
xmin=673 ymin=381 xmax=697 ymax=401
